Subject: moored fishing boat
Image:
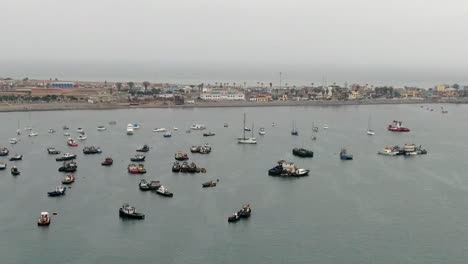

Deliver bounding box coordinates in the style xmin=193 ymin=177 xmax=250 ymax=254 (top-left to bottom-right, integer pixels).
xmin=61 ymin=174 xmax=76 ymax=184
xmin=77 ymin=134 xmax=87 ymax=140
xmin=153 ymin=128 xmax=166 ymax=132
xmin=175 ymin=152 xmax=189 ymax=161
xmin=340 ymin=149 xmax=353 ymax=160
xmin=58 ymin=161 xmax=77 ymax=172
xmin=163 ymin=132 xmax=172 ymax=138
xmin=97 ymin=126 xmax=107 ymax=131
xmin=0 ymin=163 xmax=6 ymax=170
xmin=202 ymin=179 xmax=219 ymax=188
xmin=37 ymin=212 xmax=51 ymax=226
xmin=237 ymin=204 xmax=252 ymax=218
xmin=130 ymin=154 xmax=145 ymax=162
xmin=28 ymin=131 xmax=39 ymax=137
xmin=228 ymin=213 xmax=240 ymax=223
xmin=387 ymin=120 xmax=410 ymax=132
xmin=126 ymin=125 xmax=134 ymax=135
xmin=292 ymin=148 xmax=314 ymax=158
xmin=268 ymin=160 xmax=309 ymax=177
xmin=47 ymin=147 xmax=61 ymax=155
xmin=190 ymin=144 xmax=212 ymax=154
xmin=258 ymin=127 xmax=266 ymax=135
xmin=148 ymin=180 xmax=162 ymax=190
xmin=0 ymin=147 xmax=9 ymax=156
xmin=56 ymin=153 xmax=77 ymax=161
xmin=101 ymin=157 xmax=113 ymax=166
xmin=172 ymin=161 xmax=181 ymax=172
xmin=136 ymin=144 xmax=150 ymax=152
xmin=156 ymin=186 xmax=173 ymax=197
xmin=128 ymin=163 xmax=146 ymax=174
xmin=47 ymin=186 xmax=66 ymax=197
xmin=9 ymin=138 xmax=18 ymax=144
xmin=83 ymin=146 xmax=102 ymax=154
xmin=203 ymin=132 xmax=215 ymax=137
xmin=139 ymin=179 xmax=150 ymax=191
xmin=377 ymin=146 xmax=400 ymax=156
xmin=48 ymin=128 xmax=56 ymax=134
xmin=119 ymin=204 xmax=145 ymax=219
xmin=76 ymin=128 xmax=84 ymax=133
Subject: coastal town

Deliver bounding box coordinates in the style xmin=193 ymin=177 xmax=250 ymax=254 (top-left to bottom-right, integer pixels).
xmin=0 ymin=77 xmax=467 ymax=110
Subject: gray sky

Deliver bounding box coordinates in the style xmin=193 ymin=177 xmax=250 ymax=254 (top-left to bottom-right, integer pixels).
xmin=1 ymin=0 xmax=468 ymax=86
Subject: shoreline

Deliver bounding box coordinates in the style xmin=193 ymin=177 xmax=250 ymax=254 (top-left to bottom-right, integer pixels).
xmin=0 ymin=98 xmax=465 ymax=113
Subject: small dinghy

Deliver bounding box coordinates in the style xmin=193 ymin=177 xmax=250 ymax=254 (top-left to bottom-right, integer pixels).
xmin=11 ymin=166 xmax=20 ymax=176
xmin=9 ymin=154 xmax=23 ymax=161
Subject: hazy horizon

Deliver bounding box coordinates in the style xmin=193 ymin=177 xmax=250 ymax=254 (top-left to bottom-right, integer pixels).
xmin=2 ymin=0 xmax=468 ymax=87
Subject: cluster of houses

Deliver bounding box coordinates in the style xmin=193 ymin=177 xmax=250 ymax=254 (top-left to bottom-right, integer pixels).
xmin=1 ymin=78 xmax=468 ymax=104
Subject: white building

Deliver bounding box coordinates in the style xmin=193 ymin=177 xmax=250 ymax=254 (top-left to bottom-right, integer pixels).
xmin=200 ymin=91 xmax=245 ymax=101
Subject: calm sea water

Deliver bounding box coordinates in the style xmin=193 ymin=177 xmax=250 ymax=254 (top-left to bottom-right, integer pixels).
xmin=0 ymin=104 xmax=467 ymax=264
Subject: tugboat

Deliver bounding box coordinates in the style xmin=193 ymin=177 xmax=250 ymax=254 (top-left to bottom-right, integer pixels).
xmin=55 ymin=153 xmax=77 ymax=161
xmin=387 ymin=120 xmax=410 ymax=132
xmin=139 ymin=179 xmax=150 ymax=191
xmin=203 ymin=132 xmax=215 ymax=137
xmin=238 ymin=204 xmax=252 ymax=218
xmin=292 ymin=148 xmax=314 ymax=158
xmin=47 ymin=147 xmax=61 ymax=155
xmin=67 ymin=138 xmax=78 ymax=147
xmin=101 ymin=157 xmax=113 ymax=166
xmin=58 ymin=161 xmax=78 ymax=172
xmin=0 ymin=163 xmax=6 ymax=170
xmin=37 ymin=212 xmax=51 ymax=226
xmin=228 ymin=213 xmax=240 ymax=223
xmin=268 ymin=160 xmax=309 ymax=177
xmin=340 ymin=149 xmax=353 ymax=160
xmin=61 ymin=174 xmax=76 ymax=184
xmin=0 ymin=147 xmax=9 ymax=156
xmin=175 ymin=152 xmax=189 ymax=161
xmin=156 ymin=186 xmax=173 ymax=197
xmin=9 ymin=154 xmax=23 ymax=161
xmin=202 ymin=179 xmax=219 ymax=188
xmin=136 ymin=144 xmax=150 ymax=152
xmin=83 ymin=146 xmax=102 ymax=154
xmin=119 ymin=204 xmax=145 ymax=220
xmin=130 ymin=154 xmax=145 ymax=162
xmin=11 ymin=166 xmax=20 ymax=176
xmin=47 ymin=186 xmax=66 ymax=197
xmin=172 ymin=162 xmax=181 ymax=172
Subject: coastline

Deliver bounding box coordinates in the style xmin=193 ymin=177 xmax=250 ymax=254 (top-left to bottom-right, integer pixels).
xmin=0 ymin=98 xmax=466 ymax=113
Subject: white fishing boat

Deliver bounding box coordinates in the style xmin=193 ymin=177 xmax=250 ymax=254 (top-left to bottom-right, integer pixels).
xmin=63 ymin=132 xmax=70 ymax=136
xmin=97 ymin=126 xmax=107 ymax=131
xmin=173 ymin=127 xmax=178 ymax=130
xmin=9 ymin=138 xmax=18 ymax=144
xmin=48 ymin=128 xmax=56 ymax=134
xmin=190 ymin=124 xmax=206 ymax=130
xmin=153 ymin=128 xmax=166 ymax=132
xmin=29 ymin=131 xmax=38 ymax=137
xmin=76 ymin=128 xmax=84 ymax=133
xmin=367 ymin=114 xmax=375 ymax=135
xmin=132 ymin=124 xmax=141 ymax=129
xmin=323 ymin=125 xmax=329 ymax=129
xmin=238 ymin=113 xmax=257 ymax=144
xmin=163 ymin=131 xmax=172 ymax=138
xmin=258 ymin=128 xmax=266 ymax=135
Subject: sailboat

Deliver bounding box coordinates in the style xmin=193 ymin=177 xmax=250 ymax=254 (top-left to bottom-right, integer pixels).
xmin=24 ymin=112 xmax=32 ymax=131
xmin=238 ymin=113 xmax=257 ymax=144
xmin=367 ymin=114 xmax=375 ymax=135
xmin=16 ymin=120 xmax=21 ymax=135
xmin=311 ymin=123 xmax=317 ymax=140
xmin=291 ymin=121 xmax=298 ymax=136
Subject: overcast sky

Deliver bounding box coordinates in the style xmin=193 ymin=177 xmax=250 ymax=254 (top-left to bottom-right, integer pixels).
xmin=1 ymin=0 xmax=467 ymax=85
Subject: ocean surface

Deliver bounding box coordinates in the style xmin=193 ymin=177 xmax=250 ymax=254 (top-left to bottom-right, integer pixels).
xmin=0 ymin=104 xmax=467 ymax=264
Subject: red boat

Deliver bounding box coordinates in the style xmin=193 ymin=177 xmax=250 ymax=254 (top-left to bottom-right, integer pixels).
xmin=387 ymin=120 xmax=410 ymax=132
xmin=37 ymin=212 xmax=51 ymax=226
xmin=67 ymin=138 xmax=78 ymax=147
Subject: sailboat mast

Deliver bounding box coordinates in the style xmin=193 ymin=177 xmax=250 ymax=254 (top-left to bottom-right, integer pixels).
xmin=251 ymin=122 xmax=254 ymax=138
xmin=243 ymin=113 xmax=246 ymax=139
